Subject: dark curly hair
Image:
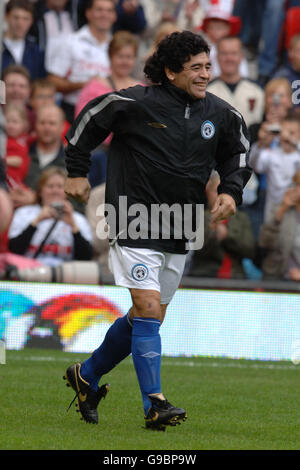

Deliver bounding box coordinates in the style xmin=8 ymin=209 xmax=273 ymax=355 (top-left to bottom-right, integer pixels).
xmin=144 ymin=30 xmax=210 ymax=84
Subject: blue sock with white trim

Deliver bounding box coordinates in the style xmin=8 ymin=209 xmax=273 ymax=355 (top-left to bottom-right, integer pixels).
xmin=131 ymin=317 xmax=162 ymax=416
xmin=80 ymin=312 xmax=132 ymax=391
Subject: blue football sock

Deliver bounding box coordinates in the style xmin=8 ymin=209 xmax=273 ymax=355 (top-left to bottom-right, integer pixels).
xmin=80 ymin=312 xmax=132 ymax=391
xmin=131 ymin=317 xmax=162 ymax=416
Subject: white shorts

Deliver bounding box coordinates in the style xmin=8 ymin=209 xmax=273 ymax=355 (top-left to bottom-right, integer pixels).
xmin=108 ymin=244 xmax=186 ymax=304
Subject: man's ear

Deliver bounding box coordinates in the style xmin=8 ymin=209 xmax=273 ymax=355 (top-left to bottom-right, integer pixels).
xmin=164 ymin=67 xmax=175 ymax=81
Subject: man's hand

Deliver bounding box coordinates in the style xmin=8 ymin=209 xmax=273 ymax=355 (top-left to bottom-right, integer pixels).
xmin=64 ymin=177 xmax=91 ymax=204
xmin=257 ymin=122 xmax=276 ymax=148
xmin=210 ymin=194 xmax=236 ymax=229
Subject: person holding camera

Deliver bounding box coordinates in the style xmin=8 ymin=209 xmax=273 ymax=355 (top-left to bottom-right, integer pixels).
xmin=249 ymin=112 xmax=300 ymax=222
xmin=8 ymin=166 xmax=93 ymax=266
xmin=242 ymin=77 xmax=294 ymax=238
xmin=248 ymin=77 xmax=293 ymax=145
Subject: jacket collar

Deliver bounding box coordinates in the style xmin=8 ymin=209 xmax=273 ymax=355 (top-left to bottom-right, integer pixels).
xmin=163 ymin=80 xmax=204 ymax=106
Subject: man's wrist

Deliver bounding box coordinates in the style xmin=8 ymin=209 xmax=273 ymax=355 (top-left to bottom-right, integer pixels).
xmin=217 ymin=190 xmax=239 ymax=206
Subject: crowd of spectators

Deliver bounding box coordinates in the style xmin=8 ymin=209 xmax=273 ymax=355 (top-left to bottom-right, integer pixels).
xmin=1 ymin=0 xmax=300 ymax=284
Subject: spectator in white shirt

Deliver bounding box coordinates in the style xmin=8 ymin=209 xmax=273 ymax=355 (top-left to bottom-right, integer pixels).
xmin=207 ymin=36 xmax=264 ymax=128
xmin=47 ymin=0 xmax=117 ymax=123
xmin=249 ymin=113 xmax=300 ymax=221
xmin=8 ymin=166 xmax=93 ymax=267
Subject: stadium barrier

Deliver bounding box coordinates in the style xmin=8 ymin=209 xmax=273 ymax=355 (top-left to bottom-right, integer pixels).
xmin=0 ymin=274 xmax=299 ymax=362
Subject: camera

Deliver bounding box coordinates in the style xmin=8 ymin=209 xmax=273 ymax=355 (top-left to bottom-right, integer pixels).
xmin=267 ymin=123 xmax=281 ymax=135
xmin=3 ymin=261 xmax=105 ymax=284
xmin=51 ymin=201 xmax=65 ymax=217
xmin=272 ymin=93 xmax=281 ymax=106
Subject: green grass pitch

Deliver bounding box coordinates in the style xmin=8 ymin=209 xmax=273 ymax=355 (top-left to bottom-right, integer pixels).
xmin=1 ymin=348 xmax=300 ymax=450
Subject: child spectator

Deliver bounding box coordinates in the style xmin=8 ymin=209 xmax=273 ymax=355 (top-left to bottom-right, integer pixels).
xmin=197 ymin=2 xmax=248 ymax=79
xmin=245 ymin=78 xmax=293 ymax=238
xmin=3 ymin=102 xmax=30 ymax=186
xmin=249 ymin=113 xmax=300 ymax=222
xmin=248 ymin=77 xmax=293 ymax=145
xmin=259 ymin=169 xmax=300 ymax=281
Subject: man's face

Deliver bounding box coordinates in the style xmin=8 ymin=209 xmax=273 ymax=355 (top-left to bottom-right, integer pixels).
xmin=4 ymin=73 xmax=31 ymax=104
xmin=35 ymin=107 xmax=63 ymax=146
xmin=85 ymin=0 xmax=117 ymax=33
xmin=166 ymin=52 xmax=211 ymax=100
xmin=5 ymin=8 xmax=33 ymax=40
xmin=217 ymin=39 xmax=243 ymax=76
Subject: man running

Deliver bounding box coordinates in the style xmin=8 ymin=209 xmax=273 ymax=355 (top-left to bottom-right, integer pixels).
xmin=63 ymin=30 xmax=252 ymax=430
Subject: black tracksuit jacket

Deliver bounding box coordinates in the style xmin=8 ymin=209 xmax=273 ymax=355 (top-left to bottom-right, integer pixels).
xmin=65 ymin=82 xmax=252 ymax=253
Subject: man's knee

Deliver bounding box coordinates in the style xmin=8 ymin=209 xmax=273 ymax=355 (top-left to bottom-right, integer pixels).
xmin=130 ymin=289 xmax=161 ymax=320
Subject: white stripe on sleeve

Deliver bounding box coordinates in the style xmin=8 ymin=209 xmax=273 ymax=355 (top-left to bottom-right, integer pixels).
xmin=69 ymin=94 xmax=135 ymax=146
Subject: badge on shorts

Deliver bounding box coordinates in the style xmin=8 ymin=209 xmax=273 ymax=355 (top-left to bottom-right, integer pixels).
xmin=131 ymin=264 xmax=149 ymax=281
xmin=201 ymin=120 xmax=215 ymax=139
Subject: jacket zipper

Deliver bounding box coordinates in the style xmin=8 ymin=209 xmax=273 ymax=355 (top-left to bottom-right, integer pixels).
xmin=183 ymin=103 xmax=190 ymax=159
xmin=184 ymin=103 xmax=191 ymax=119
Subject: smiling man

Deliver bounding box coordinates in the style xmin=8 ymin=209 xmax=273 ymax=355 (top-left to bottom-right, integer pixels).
xmin=207 ymin=36 xmax=265 ymax=128
xmin=63 ymin=31 xmax=252 ymax=430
